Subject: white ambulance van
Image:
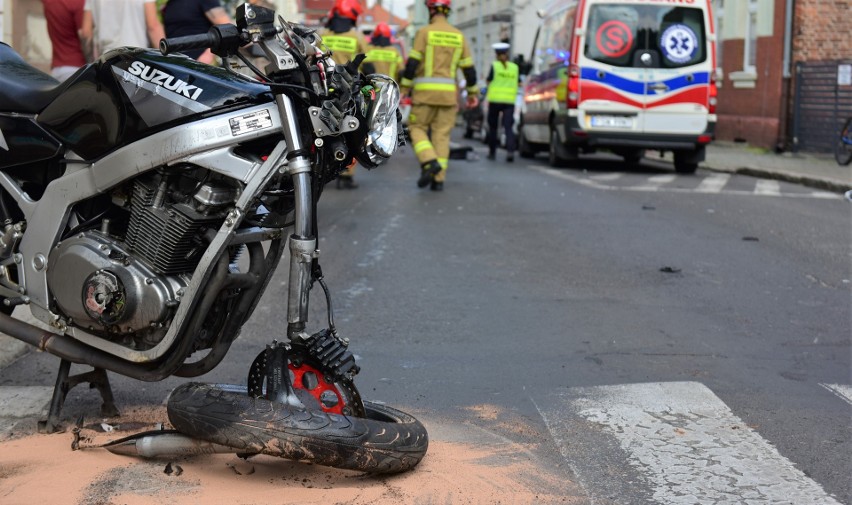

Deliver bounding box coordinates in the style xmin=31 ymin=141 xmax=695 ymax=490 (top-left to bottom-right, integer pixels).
xmin=519 ymin=0 xmax=717 ymax=173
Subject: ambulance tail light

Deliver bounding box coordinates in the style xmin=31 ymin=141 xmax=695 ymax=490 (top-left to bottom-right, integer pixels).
xmin=708 ymin=71 xmax=718 ymax=114
xmin=567 ymin=65 xmax=580 ymax=109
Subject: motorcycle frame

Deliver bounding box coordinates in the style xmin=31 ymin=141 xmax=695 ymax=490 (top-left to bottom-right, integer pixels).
xmin=0 ymin=95 xmax=318 ymax=377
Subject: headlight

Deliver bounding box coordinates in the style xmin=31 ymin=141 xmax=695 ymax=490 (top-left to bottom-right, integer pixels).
xmin=362 ymin=75 xmax=400 ymax=166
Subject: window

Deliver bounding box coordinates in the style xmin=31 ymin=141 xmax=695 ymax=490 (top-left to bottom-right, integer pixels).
xmin=584 ymin=4 xmax=707 ymax=69
xmin=743 ymin=0 xmax=757 ymax=72
xmin=715 ymin=0 xmax=724 ymax=71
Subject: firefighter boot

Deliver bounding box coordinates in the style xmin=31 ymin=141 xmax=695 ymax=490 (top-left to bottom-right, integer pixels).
xmin=417 ymin=160 xmax=442 ymax=188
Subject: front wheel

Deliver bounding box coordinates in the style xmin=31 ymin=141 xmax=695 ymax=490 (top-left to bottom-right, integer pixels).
xmin=167 ymin=382 xmax=428 ymax=474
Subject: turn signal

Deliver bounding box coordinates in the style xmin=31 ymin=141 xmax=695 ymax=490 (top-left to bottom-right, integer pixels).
xmin=567 ymin=65 xmax=580 ymax=109
xmin=708 ymin=71 xmax=718 ymax=114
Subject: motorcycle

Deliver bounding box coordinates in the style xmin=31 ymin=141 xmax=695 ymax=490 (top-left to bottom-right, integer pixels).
xmin=0 ymin=3 xmax=426 ymax=473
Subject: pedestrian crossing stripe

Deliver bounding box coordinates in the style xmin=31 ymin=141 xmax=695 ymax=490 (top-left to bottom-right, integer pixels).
xmin=534 ymin=382 xmax=844 ymax=505
xmin=526 ymin=165 xmax=842 ymax=199
xmin=820 ymin=383 xmax=852 ymax=406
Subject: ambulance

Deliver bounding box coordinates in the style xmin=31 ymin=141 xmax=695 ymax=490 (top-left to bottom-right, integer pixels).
xmin=519 ymin=0 xmax=717 ymax=173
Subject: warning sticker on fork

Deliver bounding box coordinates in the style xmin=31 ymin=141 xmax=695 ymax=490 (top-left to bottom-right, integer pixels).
xmin=229 ymin=109 xmax=273 ymax=136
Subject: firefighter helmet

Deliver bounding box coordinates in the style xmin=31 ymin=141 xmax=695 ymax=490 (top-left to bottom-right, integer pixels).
xmin=330 ymin=0 xmax=363 ymax=21
xmin=425 ymin=0 xmax=452 ymax=12
xmin=373 ymin=22 xmax=393 ymax=39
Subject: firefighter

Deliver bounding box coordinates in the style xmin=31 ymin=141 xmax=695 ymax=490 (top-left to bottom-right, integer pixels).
xmin=322 ymin=0 xmax=369 ymax=189
xmin=485 ymin=42 xmax=520 ymax=162
xmin=364 ymin=22 xmax=403 ymax=81
xmin=399 ymin=0 xmax=478 ymax=191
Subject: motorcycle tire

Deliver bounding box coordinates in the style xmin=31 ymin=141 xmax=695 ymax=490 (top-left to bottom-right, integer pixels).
xmin=167 ymin=382 xmax=428 ymax=474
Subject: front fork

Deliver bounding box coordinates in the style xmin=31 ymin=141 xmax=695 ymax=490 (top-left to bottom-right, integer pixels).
xmin=276 ymin=93 xmax=316 ymax=342
xmin=251 ymin=94 xmax=363 ymax=413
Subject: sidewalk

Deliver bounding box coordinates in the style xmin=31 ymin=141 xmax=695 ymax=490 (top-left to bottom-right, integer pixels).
xmin=699 ymin=142 xmax=851 ymax=193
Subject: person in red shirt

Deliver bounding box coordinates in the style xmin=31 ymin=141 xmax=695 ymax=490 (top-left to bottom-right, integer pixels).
xmin=43 ymin=0 xmax=87 ymax=81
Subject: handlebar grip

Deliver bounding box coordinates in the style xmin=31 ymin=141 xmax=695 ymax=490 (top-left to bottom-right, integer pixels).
xmin=159 ymin=33 xmax=215 ymax=55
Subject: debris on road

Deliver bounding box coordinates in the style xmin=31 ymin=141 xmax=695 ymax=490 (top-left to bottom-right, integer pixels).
xmin=164 ymin=462 xmax=183 ymax=476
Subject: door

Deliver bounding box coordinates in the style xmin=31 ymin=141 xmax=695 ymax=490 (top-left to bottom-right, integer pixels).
xmin=578 ymin=1 xmax=712 ymax=135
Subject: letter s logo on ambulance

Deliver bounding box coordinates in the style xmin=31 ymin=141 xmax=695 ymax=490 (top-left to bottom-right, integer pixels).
xmin=595 ymin=20 xmax=633 ymax=59
xmin=127 ymin=61 xmax=204 ymax=101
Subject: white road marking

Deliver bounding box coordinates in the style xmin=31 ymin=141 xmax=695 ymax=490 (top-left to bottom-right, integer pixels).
xmin=820 ymin=383 xmax=852 ymax=406
xmin=526 ymin=165 xmax=841 ymax=199
xmin=695 ymin=173 xmax=731 ymax=193
xmin=589 ymin=173 xmax=624 ymax=181
xmin=633 ymin=174 xmax=677 ymax=191
xmin=356 ymin=213 xmax=402 ymax=268
xmin=538 ymin=382 xmax=843 ymax=505
xmin=754 ymin=179 xmax=782 ymax=195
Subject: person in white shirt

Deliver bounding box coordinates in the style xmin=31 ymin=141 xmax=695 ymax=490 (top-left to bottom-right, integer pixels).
xmin=80 ymin=0 xmax=165 ymax=61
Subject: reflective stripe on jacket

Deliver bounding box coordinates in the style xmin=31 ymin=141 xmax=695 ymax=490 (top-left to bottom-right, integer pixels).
xmin=407 ymin=17 xmax=474 ymax=106
xmin=364 ymin=46 xmax=403 ymax=77
xmin=486 ymin=61 xmax=519 ymax=104
xmin=321 ymin=28 xmax=366 ymax=66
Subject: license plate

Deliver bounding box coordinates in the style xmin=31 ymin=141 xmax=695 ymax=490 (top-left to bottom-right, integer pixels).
xmin=590 ymin=115 xmax=633 ymax=128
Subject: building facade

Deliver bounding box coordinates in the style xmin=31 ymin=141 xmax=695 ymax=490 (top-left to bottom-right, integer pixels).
xmin=451 ymin=0 xmax=541 ymax=80
xmin=714 ymin=0 xmax=852 ymax=152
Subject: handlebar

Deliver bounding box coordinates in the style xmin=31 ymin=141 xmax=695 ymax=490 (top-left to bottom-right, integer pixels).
xmin=159 ymin=32 xmax=217 ymax=55
xmin=159 ymin=24 xmax=244 ymax=57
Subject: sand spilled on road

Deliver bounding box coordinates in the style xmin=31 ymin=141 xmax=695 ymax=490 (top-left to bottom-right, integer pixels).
xmin=0 ymin=405 xmax=581 ymax=505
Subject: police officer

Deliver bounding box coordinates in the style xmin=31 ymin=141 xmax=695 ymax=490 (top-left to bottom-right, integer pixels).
xmin=322 ymin=0 xmax=369 ymax=189
xmin=399 ymin=0 xmax=478 ymax=191
xmin=485 ymin=42 xmax=520 ymax=162
xmin=364 ymin=22 xmax=403 ymax=80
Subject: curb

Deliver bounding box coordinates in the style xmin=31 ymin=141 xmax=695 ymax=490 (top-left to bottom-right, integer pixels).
xmin=702 ymin=164 xmax=851 ymax=194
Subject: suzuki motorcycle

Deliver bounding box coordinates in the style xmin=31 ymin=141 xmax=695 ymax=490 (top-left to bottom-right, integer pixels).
xmin=0 ymin=3 xmax=426 ymax=473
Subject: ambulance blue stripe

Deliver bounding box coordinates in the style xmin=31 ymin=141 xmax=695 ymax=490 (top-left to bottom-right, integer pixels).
xmin=580 ymin=68 xmax=710 ymax=96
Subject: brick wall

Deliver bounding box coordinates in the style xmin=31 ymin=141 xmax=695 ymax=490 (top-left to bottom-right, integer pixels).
xmin=792 ymin=0 xmax=852 ymax=63
xmin=714 ymin=0 xmax=787 ymax=149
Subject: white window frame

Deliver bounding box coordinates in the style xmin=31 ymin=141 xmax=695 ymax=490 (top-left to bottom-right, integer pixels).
xmin=730 ymin=0 xmax=758 ymax=88
xmin=743 ymin=0 xmax=758 ymax=73
xmin=714 ymin=0 xmax=725 ymax=83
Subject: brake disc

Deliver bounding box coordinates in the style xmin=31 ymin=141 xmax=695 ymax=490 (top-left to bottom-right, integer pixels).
xmin=247 ymin=342 xmax=365 ymax=418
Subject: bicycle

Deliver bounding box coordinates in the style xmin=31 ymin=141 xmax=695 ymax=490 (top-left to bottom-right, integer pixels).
xmin=835 ymin=117 xmax=852 ymax=166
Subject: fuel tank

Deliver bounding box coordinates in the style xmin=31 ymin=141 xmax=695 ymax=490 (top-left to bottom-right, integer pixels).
xmin=38 ymin=48 xmax=274 ymax=160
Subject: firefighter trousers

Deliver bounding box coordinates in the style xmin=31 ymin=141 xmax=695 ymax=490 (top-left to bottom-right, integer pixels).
xmin=409 ymin=103 xmax=457 ymax=182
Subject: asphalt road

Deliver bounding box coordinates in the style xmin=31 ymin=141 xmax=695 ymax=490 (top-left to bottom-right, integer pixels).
xmin=1 ymin=141 xmax=850 ymax=504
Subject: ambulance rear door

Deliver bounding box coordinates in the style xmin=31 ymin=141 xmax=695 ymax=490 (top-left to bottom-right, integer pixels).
xmin=578 ymin=0 xmax=714 ymax=136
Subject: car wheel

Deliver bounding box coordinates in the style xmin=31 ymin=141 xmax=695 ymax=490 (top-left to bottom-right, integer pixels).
xmin=674 ymin=152 xmax=698 ymax=174
xmin=548 ymin=128 xmax=570 ymax=167
xmin=519 ymin=126 xmax=535 ymax=159
xmin=621 ymin=149 xmax=644 ymax=165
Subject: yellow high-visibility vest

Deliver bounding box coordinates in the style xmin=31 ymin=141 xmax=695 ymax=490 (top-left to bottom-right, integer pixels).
xmin=486 ymin=61 xmax=519 ymax=104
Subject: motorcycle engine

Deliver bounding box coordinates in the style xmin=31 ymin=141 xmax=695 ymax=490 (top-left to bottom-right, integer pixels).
xmin=47 ymin=170 xmax=237 ymax=348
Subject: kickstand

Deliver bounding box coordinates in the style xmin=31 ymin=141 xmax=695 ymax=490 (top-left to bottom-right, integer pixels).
xmin=38 ymin=359 xmax=120 ymax=434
